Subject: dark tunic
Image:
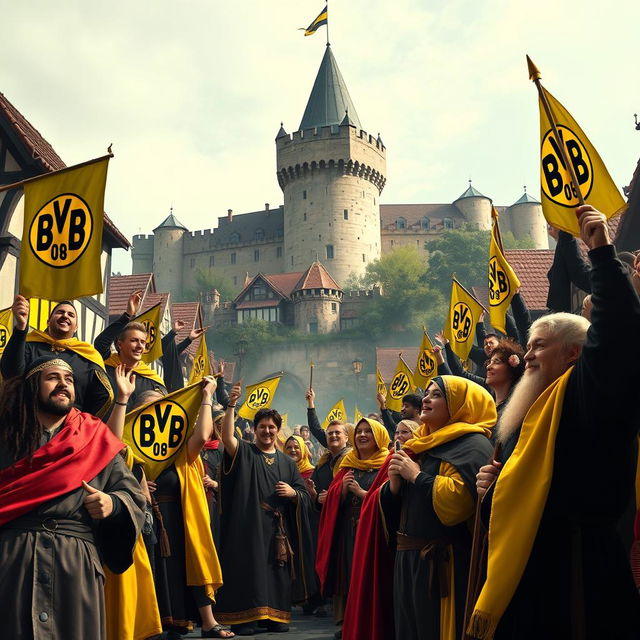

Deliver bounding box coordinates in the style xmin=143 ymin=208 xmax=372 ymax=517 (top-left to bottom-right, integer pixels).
xmin=381 ymin=433 xmax=492 ymax=640
xmin=201 ymin=444 xmax=224 ymax=550
xmin=0 ymin=327 xmax=113 ymax=418
xmin=105 ymin=365 xmax=167 ymax=412
xmin=216 ymin=440 xmax=313 ymax=625
xmin=484 ymin=245 xmax=640 ymax=639
xmin=0 ymin=438 xmax=145 ymax=640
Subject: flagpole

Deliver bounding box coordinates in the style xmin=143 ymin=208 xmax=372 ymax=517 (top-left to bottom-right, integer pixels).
xmin=527 ymin=55 xmax=585 ymax=207
xmin=309 ymin=360 xmax=314 ymax=390
xmin=452 ymin=276 xmax=489 ymax=313
xmin=326 ymin=0 xmax=330 ymax=45
xmin=0 ymin=151 xmax=113 ymax=194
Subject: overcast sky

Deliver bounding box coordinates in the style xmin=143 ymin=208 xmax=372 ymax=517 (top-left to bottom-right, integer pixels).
xmin=3 ymin=1 xmax=638 ymax=273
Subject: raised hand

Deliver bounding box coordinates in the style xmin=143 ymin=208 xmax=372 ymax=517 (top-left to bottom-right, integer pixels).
xmin=435 ymin=331 xmax=449 ymax=345
xmin=12 ymin=295 xmax=29 ymax=331
xmin=202 ymin=375 xmax=217 ymax=400
xmin=577 ymin=205 xmax=610 ymax=251
xmin=229 ymin=382 xmax=242 ymax=406
xmin=189 ymin=326 xmax=206 ymax=341
xmin=126 ymin=290 xmax=143 ymax=317
xmin=173 ymin=319 xmax=185 ymax=333
xmin=114 ymin=364 xmax=136 ymax=403
xmin=306 ymin=388 xmax=315 ymax=407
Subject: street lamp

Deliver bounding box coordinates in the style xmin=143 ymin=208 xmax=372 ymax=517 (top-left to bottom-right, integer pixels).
xmin=234 ymin=338 xmax=248 ymax=379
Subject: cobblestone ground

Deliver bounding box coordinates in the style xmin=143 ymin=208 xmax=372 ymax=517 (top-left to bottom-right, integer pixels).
xmin=184 ymin=609 xmax=337 ymax=639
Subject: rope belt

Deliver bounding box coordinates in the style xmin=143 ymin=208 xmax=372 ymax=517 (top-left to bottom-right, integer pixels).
xmin=396 ymin=533 xmax=451 ymax=599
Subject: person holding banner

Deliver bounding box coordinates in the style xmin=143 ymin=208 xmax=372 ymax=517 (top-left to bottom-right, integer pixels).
xmin=376 ymin=391 xmax=422 ymax=439
xmin=0 ymin=355 xmax=146 ymax=640
xmin=162 ymin=319 xmax=206 ymax=392
xmin=1 ymin=296 xmax=114 ymax=418
xmin=217 ymin=382 xmax=314 ymax=635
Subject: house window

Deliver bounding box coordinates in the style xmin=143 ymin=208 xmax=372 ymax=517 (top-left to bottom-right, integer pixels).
xmin=303 ymin=213 xmax=307 ymax=221
xmin=209 ymin=255 xmax=215 ymax=267
xmin=229 ymin=232 xmax=240 ymax=243
xmin=326 ymin=244 xmax=334 ymax=259
xmin=362 ymin=253 xmax=366 ymax=262
xmin=254 ymin=228 xmax=265 ymax=241
xmin=343 ymin=209 xmax=349 ymax=220
xmin=421 ymin=217 xmax=430 ymax=230
xmin=254 ymin=249 xmax=260 ymax=262
xmin=190 ymin=258 xmax=195 ymax=268
xmin=331 ymin=303 xmax=337 ymax=313
xmin=443 ymin=218 xmax=454 ymax=229
xmin=276 ymin=246 xmax=282 ymax=257
xmin=303 ymin=190 xmax=307 ymax=200
xmin=253 ymin=285 xmax=266 ymax=300
xmin=395 ymin=217 xmax=407 ymax=229
xmin=231 ymin=252 xmax=236 ymax=265
xmin=308 ymin=321 xmax=318 ymax=334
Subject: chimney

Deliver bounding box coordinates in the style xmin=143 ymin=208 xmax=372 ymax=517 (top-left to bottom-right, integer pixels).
xmin=211 ymin=288 xmax=220 ymax=310
xmin=265 ymin=203 xmax=270 ymax=211
xmin=227 ymin=209 xmax=233 ymax=222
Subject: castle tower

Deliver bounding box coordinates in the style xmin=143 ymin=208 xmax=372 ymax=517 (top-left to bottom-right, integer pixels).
xmin=453 ymin=181 xmax=492 ymax=230
xmin=152 ymin=212 xmax=187 ymax=293
xmin=276 ymin=44 xmax=386 ymax=285
xmin=505 ymin=189 xmax=549 ymax=249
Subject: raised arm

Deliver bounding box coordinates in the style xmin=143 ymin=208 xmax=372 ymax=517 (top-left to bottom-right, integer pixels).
xmin=221 ymin=381 xmax=241 ymax=458
xmin=187 ymin=376 xmax=217 ymax=463
xmin=94 ymin=291 xmax=142 ymax=360
xmin=510 ymin=292 xmax=531 ymax=349
xmin=0 ymin=295 xmax=29 ymax=378
xmin=306 ymin=387 xmax=327 ymax=447
xmin=106 ymin=365 xmax=136 ymax=440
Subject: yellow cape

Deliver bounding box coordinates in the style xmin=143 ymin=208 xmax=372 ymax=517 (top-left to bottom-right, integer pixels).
xmin=105 ymin=353 xmax=166 ymax=387
xmin=27 ymin=329 xmax=106 ymax=370
xmin=286 ymin=435 xmax=315 ymax=475
xmin=339 ymin=417 xmax=390 ymax=471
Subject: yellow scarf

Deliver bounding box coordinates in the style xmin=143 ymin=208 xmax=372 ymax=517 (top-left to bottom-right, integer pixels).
xmin=175 ymin=447 xmax=223 ymax=599
xmin=404 ymin=376 xmax=496 ymax=455
xmin=286 ymin=435 xmax=315 ymax=475
xmin=104 ymin=353 xmax=166 ymax=387
xmin=468 ymin=367 xmax=572 ymax=639
xmin=339 ymin=418 xmax=390 ymax=471
xmin=104 ymin=447 xmax=162 ymax=640
xmin=27 ymin=329 xmax=106 ymax=370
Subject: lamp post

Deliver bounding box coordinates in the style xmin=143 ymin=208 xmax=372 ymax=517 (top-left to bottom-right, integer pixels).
xmin=234 ymin=338 xmax=248 ymax=380
xmin=352 ymin=357 xmax=363 ymax=404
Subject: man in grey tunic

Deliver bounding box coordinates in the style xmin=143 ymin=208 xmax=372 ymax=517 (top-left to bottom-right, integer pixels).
xmin=0 ymin=355 xmax=146 ymax=639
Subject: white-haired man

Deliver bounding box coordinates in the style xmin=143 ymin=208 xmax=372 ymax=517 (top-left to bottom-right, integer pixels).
xmin=469 ymin=206 xmax=640 ymax=640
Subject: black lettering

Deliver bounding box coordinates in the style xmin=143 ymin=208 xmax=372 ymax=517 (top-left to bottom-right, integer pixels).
xmin=566 ymin=140 xmax=589 ymax=185
xmin=168 ymin=416 xmax=185 ymax=447
xmin=139 ymin=414 xmax=155 ymax=446
xmin=154 ymin=404 xmax=172 ymax=433
xmin=68 ymin=208 xmax=86 ymax=250
xmin=542 ymin=153 xmax=563 ymax=197
xmin=497 ymin=270 xmax=507 ymax=293
xmin=36 ymin=214 xmax=54 ymax=251
xmin=53 ymin=198 xmax=71 ymax=233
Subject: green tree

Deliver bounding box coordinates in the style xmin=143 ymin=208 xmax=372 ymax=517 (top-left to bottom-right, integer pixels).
xmin=180 ymin=268 xmax=235 ymax=303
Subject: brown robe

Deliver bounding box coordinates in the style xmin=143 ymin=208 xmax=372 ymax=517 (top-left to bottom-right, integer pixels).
xmin=0 ymin=452 xmax=146 ymax=639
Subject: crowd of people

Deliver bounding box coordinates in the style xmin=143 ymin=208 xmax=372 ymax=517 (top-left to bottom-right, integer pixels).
xmin=0 ymin=206 xmax=639 ymax=640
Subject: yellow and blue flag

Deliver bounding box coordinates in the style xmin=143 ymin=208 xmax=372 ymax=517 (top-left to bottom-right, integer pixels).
xmin=303 ymin=6 xmax=328 ymax=36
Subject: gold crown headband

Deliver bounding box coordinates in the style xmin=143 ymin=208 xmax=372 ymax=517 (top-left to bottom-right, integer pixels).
xmin=25 ymin=358 xmax=73 ymax=379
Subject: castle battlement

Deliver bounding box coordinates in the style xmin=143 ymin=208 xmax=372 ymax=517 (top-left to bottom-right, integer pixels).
xmin=276 ymin=122 xmax=385 ymax=154
xmin=132 ymin=234 xmax=154 ymax=241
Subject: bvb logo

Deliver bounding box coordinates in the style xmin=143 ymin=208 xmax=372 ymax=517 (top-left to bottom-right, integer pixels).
xmin=540 ymin=125 xmax=593 ymax=207
xmin=452 ymin=302 xmax=472 ymax=343
xmin=488 ymin=256 xmax=510 ymax=307
xmin=142 ymin=320 xmax=157 ymax=354
xmin=193 ymin=355 xmax=206 ymax=378
xmin=417 ymin=350 xmax=435 ymax=377
xmin=247 ymin=385 xmax=272 ymax=410
xmin=0 ymin=324 xmax=8 ymax=350
xmin=389 ymin=372 xmax=410 ymax=399
xmin=328 ymin=408 xmax=345 ymax=422
xmin=132 ymin=400 xmax=188 ymax=462
xmin=28 ymin=194 xmax=93 ymax=268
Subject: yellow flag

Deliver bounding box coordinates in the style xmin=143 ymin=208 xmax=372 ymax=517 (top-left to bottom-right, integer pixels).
xmin=376 ymin=367 xmax=387 ymax=396
xmin=0 ymin=307 xmax=13 ymax=356
xmin=354 ymin=405 xmax=364 ymax=424
xmin=188 ymin=333 xmax=210 ymax=384
xmin=122 ymin=382 xmax=203 ymax=481
xmin=277 ymin=414 xmax=292 ymax=444
xmin=489 ymin=210 xmax=521 ymax=334
xmin=535 ymin=84 xmax=624 ymax=236
xmin=444 ymin=279 xmax=485 ymax=361
xmin=135 ymin=304 xmax=163 ymax=363
xmin=238 ymin=375 xmax=282 ymax=421
xmin=414 ymin=329 xmax=437 ymax=389
xmin=321 ymin=399 xmax=347 ymax=429
xmin=28 ymin=298 xmax=58 ymax=331
xmin=387 ymin=355 xmax=415 ymax=412
xmin=20 ymin=157 xmax=109 ymax=299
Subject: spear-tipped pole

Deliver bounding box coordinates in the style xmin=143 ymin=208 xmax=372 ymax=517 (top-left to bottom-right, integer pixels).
xmin=309 ymin=360 xmax=314 ymax=390
xmin=526 ymin=55 xmax=585 ymax=207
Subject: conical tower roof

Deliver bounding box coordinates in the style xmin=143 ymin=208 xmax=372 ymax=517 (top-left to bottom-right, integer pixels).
xmin=293 ymin=261 xmax=342 ymax=292
xmin=299 ymin=45 xmax=362 ymax=131
xmin=153 ymin=212 xmax=187 ymax=232
xmin=511 ymin=189 xmax=540 ymax=205
xmin=455 ymin=181 xmax=487 ymax=201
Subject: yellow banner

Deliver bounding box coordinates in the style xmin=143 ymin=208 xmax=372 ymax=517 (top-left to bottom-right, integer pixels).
xmin=538 ymin=87 xmax=625 ymax=236
xmin=20 ymin=157 xmax=109 ymax=299
xmin=489 ymin=211 xmax=521 ymax=334
xmin=354 ymin=405 xmax=364 ymax=424
xmin=123 ymin=383 xmax=203 ymax=481
xmin=387 ymin=356 xmax=415 ymax=412
xmin=0 ymin=307 xmax=13 ymax=356
xmin=413 ymin=330 xmax=437 ymax=389
xmin=444 ymin=279 xmax=485 ymax=361
xmin=238 ymin=375 xmax=282 ymax=421
xmin=27 ymin=298 xmax=58 ymax=332
xmin=188 ymin=333 xmax=210 ymax=384
xmin=321 ymin=399 xmax=347 ymax=429
xmin=376 ymin=367 xmax=387 ymax=396
xmin=135 ymin=304 xmax=163 ymax=363
xmin=277 ymin=414 xmax=292 ymax=444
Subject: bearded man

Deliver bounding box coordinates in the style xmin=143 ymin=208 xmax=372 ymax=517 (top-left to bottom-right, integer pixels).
xmin=0 ymin=355 xmax=146 ymax=639
xmin=469 ymin=206 xmax=640 ymax=639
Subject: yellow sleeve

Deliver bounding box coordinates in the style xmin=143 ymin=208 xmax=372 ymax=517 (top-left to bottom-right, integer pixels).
xmin=432 ymin=461 xmax=474 ymax=526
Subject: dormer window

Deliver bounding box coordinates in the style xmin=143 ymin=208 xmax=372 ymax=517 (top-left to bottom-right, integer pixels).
xmin=395 ymin=217 xmax=406 ymax=230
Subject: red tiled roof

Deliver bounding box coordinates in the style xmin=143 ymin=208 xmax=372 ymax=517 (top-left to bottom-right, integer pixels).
xmin=294 ymin=261 xmax=342 ymax=292
xmin=376 ymin=348 xmax=420 ymax=383
xmin=0 ymin=91 xmax=129 ymax=249
xmin=211 ymin=356 xmax=236 ymax=384
xmin=108 ymin=273 xmax=156 ymax=316
xmin=236 ymin=299 xmax=279 ymax=309
xmin=141 ymin=292 xmax=170 ymax=320
xmin=233 ymin=271 xmax=304 ymax=304
xmin=170 ymin=302 xmax=203 ymax=357
xmin=504 ymin=250 xmax=555 ymax=311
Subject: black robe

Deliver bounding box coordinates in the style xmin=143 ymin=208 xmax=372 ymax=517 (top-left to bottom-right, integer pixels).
xmin=105 ymin=365 xmax=167 ymax=412
xmin=216 ymin=440 xmax=313 ymax=625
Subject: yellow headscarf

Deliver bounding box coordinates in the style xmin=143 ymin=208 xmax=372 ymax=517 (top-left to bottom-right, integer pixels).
xmin=27 ymin=329 xmax=106 ymax=370
xmin=404 ymin=375 xmax=496 ymax=455
xmin=339 ymin=417 xmax=390 ymax=471
xmin=286 ymin=435 xmax=315 ymax=475
xmin=104 ymin=352 xmax=166 ymax=387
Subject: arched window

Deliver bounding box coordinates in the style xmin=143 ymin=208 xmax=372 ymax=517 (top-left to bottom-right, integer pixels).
xmin=254 ymin=228 xmax=265 ymax=241
xmin=229 ymin=232 xmax=241 ymax=243
xmin=420 ymin=216 xmax=430 ymax=230
xmin=395 ymin=217 xmax=406 ymax=230
xmin=443 ymin=218 xmax=454 ymax=230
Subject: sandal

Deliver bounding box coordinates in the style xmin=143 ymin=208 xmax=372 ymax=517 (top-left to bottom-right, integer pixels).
xmin=201 ymin=624 xmax=236 ymax=638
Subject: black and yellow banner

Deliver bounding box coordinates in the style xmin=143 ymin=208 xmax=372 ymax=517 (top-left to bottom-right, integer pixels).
xmin=0 ymin=307 xmax=13 ymax=356
xmin=188 ymin=333 xmax=210 ymax=384
xmin=444 ymin=278 xmax=485 ymax=361
xmin=303 ymin=5 xmax=328 ymax=36
xmin=489 ymin=210 xmax=521 ymax=334
xmin=321 ymin=399 xmax=347 ymax=429
xmin=387 ymin=355 xmax=415 ymax=412
xmin=123 ymin=383 xmax=203 ymax=481
xmin=28 ymin=298 xmax=58 ymax=332
xmin=20 ymin=157 xmax=109 ymax=300
xmin=135 ymin=304 xmax=163 ymax=363
xmin=376 ymin=367 xmax=387 ymax=396
xmin=238 ymin=375 xmax=282 ymax=421
xmin=413 ymin=329 xmax=437 ymax=389
xmin=354 ymin=405 xmax=363 ymax=424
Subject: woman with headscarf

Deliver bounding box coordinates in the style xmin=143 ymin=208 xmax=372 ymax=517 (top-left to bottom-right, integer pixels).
xmin=284 ymin=435 xmax=315 ymax=480
xmin=393 ymin=419 xmax=420 ymax=446
xmin=316 ymin=417 xmax=390 ymax=635
xmin=376 ymin=376 xmax=495 ymax=640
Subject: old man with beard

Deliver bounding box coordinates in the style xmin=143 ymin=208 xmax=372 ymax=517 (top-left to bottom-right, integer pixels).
xmin=468 ymin=206 xmax=640 ymax=640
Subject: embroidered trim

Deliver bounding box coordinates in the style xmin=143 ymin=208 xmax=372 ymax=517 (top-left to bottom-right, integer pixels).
xmin=25 ymin=358 xmax=72 ymax=378
xmin=216 ymin=606 xmax=291 ymax=624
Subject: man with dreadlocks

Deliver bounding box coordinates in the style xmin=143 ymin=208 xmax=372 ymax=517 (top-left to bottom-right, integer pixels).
xmin=0 ymin=355 xmax=146 ymax=639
